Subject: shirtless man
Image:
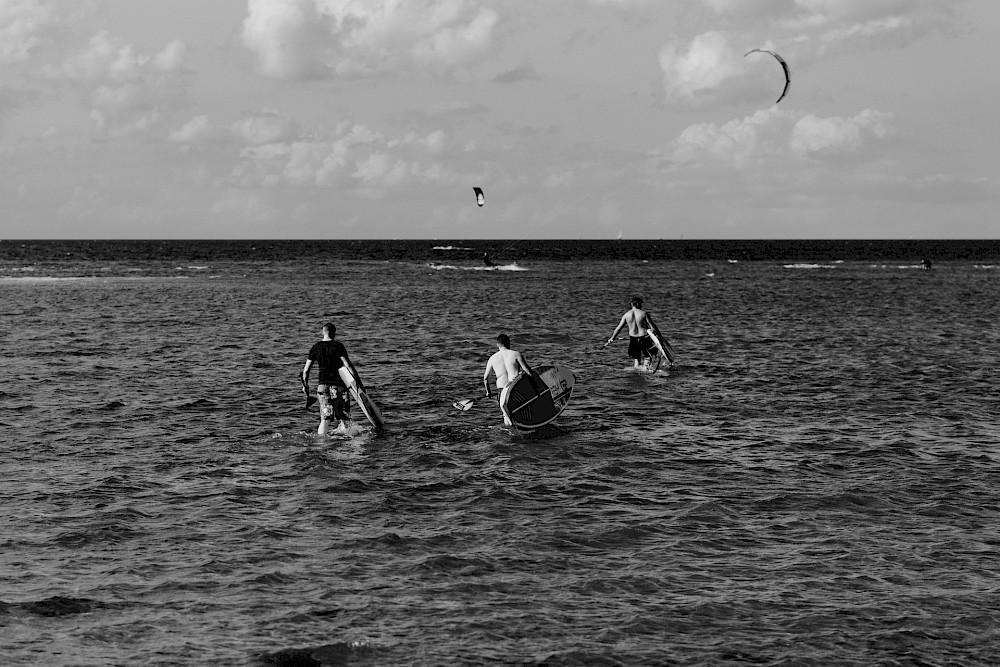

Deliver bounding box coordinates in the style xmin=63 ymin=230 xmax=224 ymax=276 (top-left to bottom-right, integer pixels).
xmin=608 ymin=296 xmax=660 ymax=370
xmin=483 ymin=334 xmax=535 ymax=424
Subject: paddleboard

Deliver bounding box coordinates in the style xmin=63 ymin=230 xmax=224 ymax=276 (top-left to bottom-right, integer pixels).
xmin=499 ymin=365 xmax=575 ymax=429
xmin=647 ymin=328 xmax=675 ymax=369
xmin=338 ymin=366 xmax=385 ymax=431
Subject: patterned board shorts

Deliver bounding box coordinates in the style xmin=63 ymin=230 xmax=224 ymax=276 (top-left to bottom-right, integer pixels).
xmin=317 ymin=384 xmax=351 ymax=420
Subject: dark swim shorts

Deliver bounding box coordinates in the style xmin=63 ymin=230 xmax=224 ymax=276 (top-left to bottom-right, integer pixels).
xmin=628 ymin=335 xmax=656 ymax=360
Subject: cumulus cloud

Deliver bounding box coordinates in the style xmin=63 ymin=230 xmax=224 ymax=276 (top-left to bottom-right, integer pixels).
xmin=228 ymin=116 xmax=458 ymax=192
xmin=490 ymin=64 xmax=539 ymax=84
xmin=232 ymin=108 xmax=299 ymax=145
xmin=46 ymin=31 xmax=189 ymax=138
xmin=790 ymin=109 xmax=895 ymax=158
xmin=241 ymin=0 xmax=500 ymax=80
xmin=50 ymin=31 xmax=186 ymax=81
xmin=0 ymin=0 xmax=56 ymax=64
xmin=669 ymin=107 xmax=794 ymax=167
xmin=661 ymin=0 xmax=956 ymax=103
xmin=697 ymin=0 xmax=955 ymax=50
xmin=658 ymin=31 xmax=755 ymax=106
xmin=169 ymin=115 xmax=210 ymax=143
xmin=661 ymin=107 xmax=895 ymax=168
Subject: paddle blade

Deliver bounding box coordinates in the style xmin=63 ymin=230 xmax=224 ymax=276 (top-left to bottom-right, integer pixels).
xmin=305 ymin=395 xmax=317 ymax=409
xmin=453 ymin=399 xmax=475 ymax=411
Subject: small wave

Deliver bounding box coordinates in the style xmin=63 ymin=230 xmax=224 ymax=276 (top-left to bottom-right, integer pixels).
xmin=426 ymin=262 xmax=525 ymax=272
xmin=255 ymin=642 xmax=373 ymax=667
xmin=4 ymin=596 xmax=112 ymax=617
xmin=411 ymin=554 xmax=496 ymax=575
xmin=177 ymin=398 xmax=221 ymax=411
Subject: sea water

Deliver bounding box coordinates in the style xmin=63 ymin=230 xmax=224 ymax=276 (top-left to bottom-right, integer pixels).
xmin=2 ymin=241 xmax=999 ymax=666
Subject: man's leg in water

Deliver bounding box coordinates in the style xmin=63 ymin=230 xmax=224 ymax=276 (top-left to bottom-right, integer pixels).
xmin=333 ymin=385 xmax=352 ymax=431
xmin=316 ymin=385 xmax=333 ymax=435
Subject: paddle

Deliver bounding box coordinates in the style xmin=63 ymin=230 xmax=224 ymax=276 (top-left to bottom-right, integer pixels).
xmin=300 ymin=373 xmax=317 ymax=409
xmin=601 ymin=337 xmax=620 ymax=349
xmin=453 ymin=395 xmax=491 ymax=411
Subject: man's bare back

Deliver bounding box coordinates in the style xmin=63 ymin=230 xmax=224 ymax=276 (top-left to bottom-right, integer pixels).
xmin=618 ymin=307 xmax=651 ymax=337
xmin=483 ymin=335 xmax=534 ymax=398
xmin=486 ymin=348 xmax=528 ymax=390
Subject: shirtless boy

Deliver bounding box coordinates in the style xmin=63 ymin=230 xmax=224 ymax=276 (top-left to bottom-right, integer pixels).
xmin=608 ymin=296 xmax=659 ymax=370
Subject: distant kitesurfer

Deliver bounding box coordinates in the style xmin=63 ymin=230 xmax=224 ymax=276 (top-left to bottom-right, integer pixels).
xmin=301 ymin=322 xmax=364 ymax=435
xmin=483 ymin=334 xmax=536 ymax=425
xmin=483 ymin=252 xmax=495 ymax=268
xmin=921 ymin=258 xmax=932 ymax=270
xmin=609 ymin=296 xmax=660 ymax=370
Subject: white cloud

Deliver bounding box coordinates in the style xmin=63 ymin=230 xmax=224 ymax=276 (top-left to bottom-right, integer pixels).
xmin=662 ymin=107 xmax=895 ymax=168
xmin=169 ymin=115 xmax=210 ymax=143
xmin=44 ymin=31 xmax=190 ymax=139
xmin=658 ymin=31 xmax=753 ymax=106
xmin=668 ymin=107 xmax=794 ymax=167
xmin=0 ymin=0 xmax=54 ymax=64
xmin=241 ymin=0 xmax=500 ymax=80
xmin=790 ymin=109 xmax=895 ymax=158
xmin=696 ymin=0 xmax=955 ymax=50
xmin=660 ymin=1 xmax=958 ymax=105
xmin=231 ymin=108 xmax=299 ymax=145
xmin=51 ymin=31 xmax=186 ymax=81
xmin=227 ymin=117 xmax=457 ymax=192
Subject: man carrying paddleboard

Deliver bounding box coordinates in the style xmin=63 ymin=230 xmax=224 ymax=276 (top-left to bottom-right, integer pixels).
xmin=608 ymin=296 xmax=660 ymax=370
xmin=301 ymin=322 xmax=365 ymax=436
xmin=483 ymin=334 xmax=537 ymax=425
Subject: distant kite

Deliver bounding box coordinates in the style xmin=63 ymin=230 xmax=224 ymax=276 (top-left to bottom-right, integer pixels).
xmin=473 ymin=187 xmax=484 ymax=207
xmin=745 ymin=48 xmax=790 ymax=104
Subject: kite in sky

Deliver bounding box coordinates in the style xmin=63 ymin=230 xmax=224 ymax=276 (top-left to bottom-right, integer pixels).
xmin=473 ymin=187 xmax=485 ymax=207
xmin=745 ymin=49 xmax=790 ymax=104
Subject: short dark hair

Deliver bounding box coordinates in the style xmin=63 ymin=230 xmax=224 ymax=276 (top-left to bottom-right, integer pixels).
xmin=323 ymin=322 xmax=336 ymax=336
xmin=631 ymin=296 xmax=643 ymax=307
xmin=496 ymin=333 xmax=511 ymax=348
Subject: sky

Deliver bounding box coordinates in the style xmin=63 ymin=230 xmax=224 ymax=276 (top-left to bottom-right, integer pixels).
xmin=1 ymin=0 xmax=997 ymax=240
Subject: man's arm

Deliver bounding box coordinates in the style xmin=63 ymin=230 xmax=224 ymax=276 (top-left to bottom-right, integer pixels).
xmin=301 ymin=359 xmax=313 ymax=394
xmin=516 ymin=352 xmax=533 ymax=376
xmin=515 ymin=352 xmax=540 ymax=389
xmin=609 ymin=314 xmax=627 ymax=343
xmin=483 ymin=359 xmax=494 ymax=398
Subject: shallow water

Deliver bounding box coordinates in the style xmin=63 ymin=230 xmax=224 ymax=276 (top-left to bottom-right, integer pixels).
xmin=2 ymin=251 xmax=1000 ymax=665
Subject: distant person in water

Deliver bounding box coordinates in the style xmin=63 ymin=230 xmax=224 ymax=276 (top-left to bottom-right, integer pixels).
xmin=921 ymin=257 xmax=932 ymax=270
xmin=609 ymin=296 xmax=660 ymax=370
xmin=483 ymin=252 xmax=495 ymax=268
xmin=301 ymin=322 xmax=364 ymax=435
xmin=483 ymin=334 xmax=536 ymax=425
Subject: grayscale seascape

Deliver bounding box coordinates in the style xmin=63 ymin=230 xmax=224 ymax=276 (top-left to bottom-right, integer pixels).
xmin=2 ymin=240 xmax=999 ymax=666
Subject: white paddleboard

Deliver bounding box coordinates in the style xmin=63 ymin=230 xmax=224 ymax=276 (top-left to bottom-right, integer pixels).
xmin=647 ymin=328 xmax=675 ymax=368
xmin=338 ymin=367 xmax=385 ymax=431
xmin=499 ymin=365 xmax=575 ymax=429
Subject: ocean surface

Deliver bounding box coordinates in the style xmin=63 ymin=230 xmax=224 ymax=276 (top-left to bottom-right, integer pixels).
xmin=2 ymin=240 xmax=999 ymax=666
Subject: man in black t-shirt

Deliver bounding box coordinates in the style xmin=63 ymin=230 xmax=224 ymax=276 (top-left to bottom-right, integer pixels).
xmin=301 ymin=322 xmax=364 ymax=435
